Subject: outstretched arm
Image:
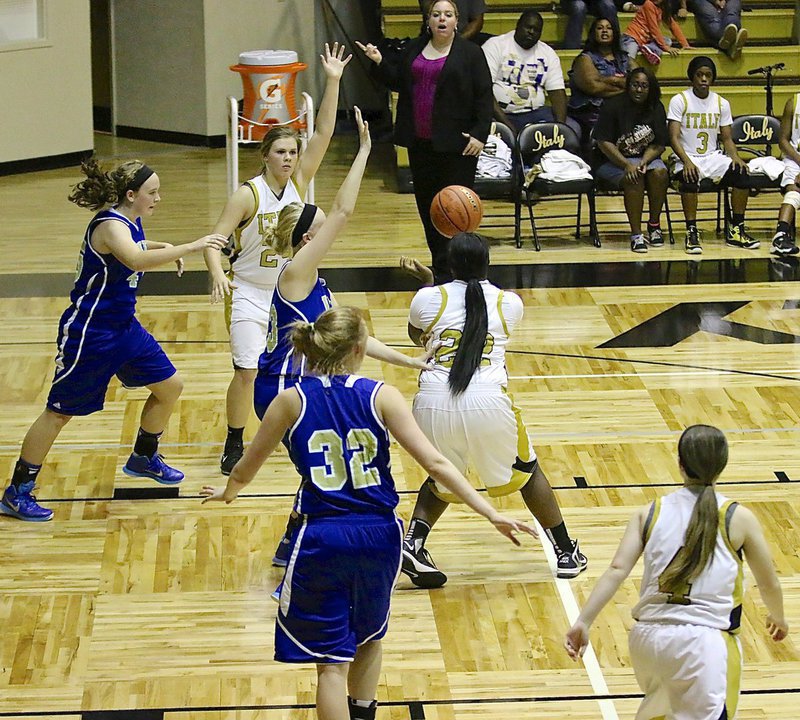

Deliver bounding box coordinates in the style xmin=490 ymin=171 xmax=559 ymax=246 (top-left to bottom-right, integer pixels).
xmin=565 ymin=507 xmax=646 ymax=659
xmin=280 ymin=107 xmax=371 ymax=298
xmin=366 ymin=336 xmax=432 ymax=370
xmin=377 ymin=384 xmax=537 ymax=543
xmin=295 ymin=43 xmax=352 ymax=194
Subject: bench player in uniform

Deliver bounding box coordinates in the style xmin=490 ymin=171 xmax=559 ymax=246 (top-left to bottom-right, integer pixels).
xmin=566 ymin=424 xmax=788 ymax=720
xmin=253 ymin=108 xmax=433 ymax=566
xmin=770 ymin=92 xmax=800 ymax=256
xmin=401 ymin=232 xmax=586 ymax=586
xmin=667 ymin=56 xmax=757 ymax=255
xmin=0 ymin=158 xmax=226 ymax=522
xmin=204 ymin=43 xmax=351 ymax=476
xmin=201 ymin=304 xmax=535 ymax=720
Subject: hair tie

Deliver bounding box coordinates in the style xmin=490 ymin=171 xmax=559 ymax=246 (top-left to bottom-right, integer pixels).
xmin=127 ymin=164 xmax=155 ymax=192
xmin=291 ymin=203 xmax=318 ymax=247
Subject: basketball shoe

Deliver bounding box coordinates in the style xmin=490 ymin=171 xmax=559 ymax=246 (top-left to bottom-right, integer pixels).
xmin=685 ymin=226 xmax=702 ymax=254
xmin=402 ymin=537 xmax=447 ymax=588
xmin=220 ymin=438 xmax=244 ymax=476
xmin=726 ymin=224 xmax=760 ymax=249
xmin=771 ymin=230 xmax=799 ymax=256
xmin=556 ymin=540 xmax=588 ymax=579
xmin=123 ymin=452 xmax=184 ymax=485
xmin=0 ymin=481 xmax=53 ymax=522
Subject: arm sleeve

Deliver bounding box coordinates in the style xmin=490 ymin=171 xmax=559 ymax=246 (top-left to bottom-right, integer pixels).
xmin=719 ymin=97 xmax=733 ymax=127
xmin=543 ymin=46 xmax=566 ymax=91
xmin=652 ymin=103 xmax=668 ymax=146
xmin=666 ymin=92 xmax=685 ymax=123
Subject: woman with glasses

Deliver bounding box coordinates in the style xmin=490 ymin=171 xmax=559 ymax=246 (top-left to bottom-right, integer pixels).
xmin=593 ymin=67 xmax=669 ymax=253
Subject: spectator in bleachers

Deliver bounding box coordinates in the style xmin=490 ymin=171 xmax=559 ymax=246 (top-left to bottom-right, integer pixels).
xmin=594 ymin=67 xmax=669 ymax=253
xmin=358 ymin=0 xmax=493 ymax=283
xmin=667 ymin=56 xmax=756 ymax=254
xmin=482 ymin=11 xmax=579 ymax=136
xmin=561 ymin=0 xmax=619 ymax=49
xmin=621 ymin=0 xmax=690 ymax=65
xmin=615 ymin=0 xmax=687 ymax=18
xmin=770 ymin=95 xmax=800 ymax=256
xmin=567 ymin=18 xmax=632 ymax=152
xmin=687 ymin=0 xmax=747 ymax=59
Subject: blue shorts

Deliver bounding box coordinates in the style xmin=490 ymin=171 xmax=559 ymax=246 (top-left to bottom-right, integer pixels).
xmin=596 ymin=157 xmax=667 ymax=189
xmin=254 ymin=372 xmax=298 ymax=420
xmin=274 ymin=513 xmax=403 ymax=664
xmin=47 ymin=317 xmax=176 ymax=416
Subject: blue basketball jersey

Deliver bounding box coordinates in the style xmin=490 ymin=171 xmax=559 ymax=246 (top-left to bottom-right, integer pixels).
xmin=287 ymin=374 xmax=399 ymax=517
xmin=257 ymin=265 xmax=333 ymax=389
xmin=64 ymin=209 xmax=145 ymax=329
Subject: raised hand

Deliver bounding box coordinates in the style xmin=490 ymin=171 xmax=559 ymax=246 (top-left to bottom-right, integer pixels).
xmin=355 ymin=40 xmax=383 ymax=65
xmin=353 ymin=105 xmax=371 ymax=154
xmin=400 ymin=256 xmax=434 ymax=286
xmin=320 ymin=42 xmax=352 ymax=80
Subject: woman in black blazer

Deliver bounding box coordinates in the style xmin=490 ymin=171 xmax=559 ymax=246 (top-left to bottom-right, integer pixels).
xmin=358 ymin=0 xmax=493 ymax=282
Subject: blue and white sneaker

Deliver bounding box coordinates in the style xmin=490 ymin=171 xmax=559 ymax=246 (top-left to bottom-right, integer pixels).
xmin=0 ymin=481 xmax=53 ymax=522
xmin=272 ymin=534 xmax=292 ymax=567
xmin=270 ymin=583 xmax=283 ymax=603
xmin=122 ymin=452 xmax=184 ymax=485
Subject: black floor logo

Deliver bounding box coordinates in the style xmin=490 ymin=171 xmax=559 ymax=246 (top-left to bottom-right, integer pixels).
xmin=599 ymin=301 xmax=800 ymax=348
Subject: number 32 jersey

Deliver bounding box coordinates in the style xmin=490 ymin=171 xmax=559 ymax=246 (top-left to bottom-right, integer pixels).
xmin=409 ymin=280 xmax=524 ymax=390
xmin=288 ymin=374 xmax=399 ymax=517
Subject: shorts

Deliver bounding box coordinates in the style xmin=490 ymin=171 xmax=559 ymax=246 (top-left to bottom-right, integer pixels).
xmin=227 ymin=280 xmax=274 ymax=369
xmin=672 ymin=150 xmax=741 ymax=190
xmin=412 ymin=385 xmax=536 ymax=502
xmin=780 ymin=157 xmax=800 ymax=189
xmin=595 ymin=157 xmax=667 ymax=189
xmin=629 ymin=622 xmax=742 ymax=720
xmin=48 ymin=317 xmax=176 ymax=416
xmin=275 ymin=513 xmax=403 ymax=664
xmin=253 ymin=372 xmax=298 ymax=420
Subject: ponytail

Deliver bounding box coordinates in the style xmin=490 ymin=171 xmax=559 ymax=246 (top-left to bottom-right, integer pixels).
xmin=446 ymin=232 xmax=490 ymax=396
xmin=660 ymin=424 xmax=729 ymax=591
xmin=289 ymin=306 xmax=366 ymax=375
xmin=68 ymin=157 xmax=149 ymax=211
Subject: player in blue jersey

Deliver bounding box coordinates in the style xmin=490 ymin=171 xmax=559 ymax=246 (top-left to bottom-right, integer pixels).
xmin=201 ymin=305 xmax=536 ymax=720
xmin=253 ymin=108 xmax=432 ymax=566
xmin=0 ymin=158 xmax=226 ymax=522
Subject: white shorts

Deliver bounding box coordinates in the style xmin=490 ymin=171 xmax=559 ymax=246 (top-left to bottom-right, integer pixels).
xmin=673 ymin=150 xmax=732 ymax=183
xmin=781 ymin=157 xmax=800 ymax=188
xmin=227 ymin=281 xmax=274 ymax=369
xmin=412 ymin=385 xmax=535 ymax=502
xmin=629 ymin=622 xmax=742 ymax=720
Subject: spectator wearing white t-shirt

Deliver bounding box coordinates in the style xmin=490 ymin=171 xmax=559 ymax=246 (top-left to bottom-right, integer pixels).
xmin=483 ymin=11 xmax=580 ymax=137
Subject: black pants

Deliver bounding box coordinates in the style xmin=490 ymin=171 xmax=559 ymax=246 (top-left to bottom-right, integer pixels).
xmin=408 ymin=140 xmax=478 ymax=284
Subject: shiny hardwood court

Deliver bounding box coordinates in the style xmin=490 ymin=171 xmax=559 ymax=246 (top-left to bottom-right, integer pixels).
xmin=1 ymin=135 xmax=799 ymax=719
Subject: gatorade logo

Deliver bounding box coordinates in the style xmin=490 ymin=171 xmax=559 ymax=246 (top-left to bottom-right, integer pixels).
xmin=259 ymin=76 xmax=283 ymax=104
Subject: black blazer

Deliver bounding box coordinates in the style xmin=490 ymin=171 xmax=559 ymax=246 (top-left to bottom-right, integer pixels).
xmin=375 ymin=34 xmax=493 ymax=153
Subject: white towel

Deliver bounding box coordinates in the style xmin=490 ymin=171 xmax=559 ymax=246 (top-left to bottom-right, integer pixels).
xmin=747 ymin=156 xmax=784 ymax=180
xmin=477 ymin=132 xmax=513 ymax=178
xmin=537 ymin=149 xmax=593 ymax=181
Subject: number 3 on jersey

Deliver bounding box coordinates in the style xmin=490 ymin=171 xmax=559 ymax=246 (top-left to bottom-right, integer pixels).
xmin=307 ymin=428 xmax=380 ymax=491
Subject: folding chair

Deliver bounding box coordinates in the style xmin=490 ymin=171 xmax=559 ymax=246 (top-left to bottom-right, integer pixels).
xmin=515 ymin=122 xmax=599 ymax=251
xmin=473 ymin=122 xmax=520 ymax=240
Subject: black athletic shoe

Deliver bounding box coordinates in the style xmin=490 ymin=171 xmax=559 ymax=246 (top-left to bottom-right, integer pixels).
xmin=646 ymin=226 xmax=664 ymax=247
xmin=556 ymin=540 xmax=588 ymax=579
xmin=684 ymin=226 xmax=702 ymax=255
xmin=771 ymin=231 xmax=799 ymax=256
xmin=401 ymin=538 xmax=447 ymax=588
xmin=220 ymin=440 xmax=244 ymax=476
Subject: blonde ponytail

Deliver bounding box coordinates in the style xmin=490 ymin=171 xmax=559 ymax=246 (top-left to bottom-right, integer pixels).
xmin=289 ymin=306 xmax=367 ymax=375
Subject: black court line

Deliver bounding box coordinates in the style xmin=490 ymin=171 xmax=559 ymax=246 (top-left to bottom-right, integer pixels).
xmin=1 ymin=687 xmax=798 ymax=718
xmin=775 ymin=471 xmax=793 ymax=483
xmin=112 ymin=487 xmax=180 ymax=500
xmin=574 ymin=476 xmax=589 ymax=488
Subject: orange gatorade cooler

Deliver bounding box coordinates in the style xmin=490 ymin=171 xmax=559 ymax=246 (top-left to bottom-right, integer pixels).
xmin=231 ymin=50 xmax=308 ymax=141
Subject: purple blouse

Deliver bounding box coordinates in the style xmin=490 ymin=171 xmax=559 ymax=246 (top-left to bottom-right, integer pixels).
xmin=411 ymin=53 xmax=447 ymax=140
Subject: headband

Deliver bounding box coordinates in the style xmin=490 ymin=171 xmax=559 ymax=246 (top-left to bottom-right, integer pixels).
xmin=291 ymin=203 xmax=318 ymax=247
xmin=127 ymin=164 xmax=155 ymax=192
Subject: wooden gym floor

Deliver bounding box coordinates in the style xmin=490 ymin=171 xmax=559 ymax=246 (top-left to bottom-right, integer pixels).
xmin=1 ymin=133 xmax=799 ymax=719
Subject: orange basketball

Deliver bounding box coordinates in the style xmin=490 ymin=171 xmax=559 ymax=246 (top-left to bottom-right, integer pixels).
xmin=429 ymin=185 xmax=483 ymax=238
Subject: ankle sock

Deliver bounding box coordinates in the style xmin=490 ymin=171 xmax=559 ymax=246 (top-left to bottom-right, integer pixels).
xmin=348 ymin=698 xmax=377 ymax=720
xmin=404 ymin=517 xmax=432 ymax=546
xmin=11 ymin=458 xmax=41 ymax=489
xmin=732 ymin=213 xmax=745 ymax=228
xmin=777 ymin=220 xmax=791 ymax=235
xmin=544 ymin=522 xmax=573 ymax=554
xmin=226 ymin=426 xmax=244 ymax=445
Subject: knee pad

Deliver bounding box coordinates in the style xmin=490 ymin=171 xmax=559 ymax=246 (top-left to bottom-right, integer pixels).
xmin=783 ymin=190 xmax=800 ymax=211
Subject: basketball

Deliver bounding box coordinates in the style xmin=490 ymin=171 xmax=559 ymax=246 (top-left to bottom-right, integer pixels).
xmin=429 ymin=185 xmax=483 ymax=238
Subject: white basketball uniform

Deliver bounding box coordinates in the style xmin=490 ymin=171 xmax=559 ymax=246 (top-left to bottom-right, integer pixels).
xmin=408 ymin=280 xmax=534 ymax=501
xmin=780 ymin=92 xmax=800 ymax=188
xmin=667 ymin=89 xmax=733 ymax=182
xmin=226 ymin=175 xmax=300 ymax=368
xmin=630 ymin=487 xmax=744 ymax=720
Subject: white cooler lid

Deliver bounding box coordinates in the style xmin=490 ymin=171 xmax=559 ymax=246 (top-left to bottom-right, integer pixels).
xmin=238 ymin=50 xmax=298 ymax=66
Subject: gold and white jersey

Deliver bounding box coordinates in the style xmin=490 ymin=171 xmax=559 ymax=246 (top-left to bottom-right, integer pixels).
xmin=667 ymin=89 xmax=733 ymax=157
xmin=408 ymin=280 xmax=524 ymax=390
xmin=789 ymin=92 xmax=800 ymax=151
xmin=229 ymin=174 xmax=299 ymax=289
xmin=633 ymin=487 xmax=744 ymax=632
